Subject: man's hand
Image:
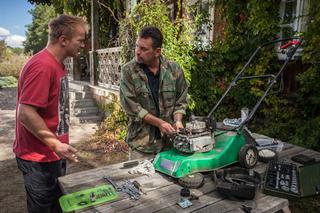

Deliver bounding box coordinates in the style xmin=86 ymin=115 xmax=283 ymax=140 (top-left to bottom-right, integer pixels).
xmin=144 ymin=113 xmax=176 ymax=135
xmin=53 ymin=143 xmax=79 ymax=163
xmin=158 ymin=121 xmax=175 ymax=135
xmin=173 ymin=121 xmax=184 ymax=131
xmin=18 ymin=104 xmax=79 ymax=162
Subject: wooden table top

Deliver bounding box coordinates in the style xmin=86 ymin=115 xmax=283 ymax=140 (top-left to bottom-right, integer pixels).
xmin=58 ymin=142 xmax=320 ymax=213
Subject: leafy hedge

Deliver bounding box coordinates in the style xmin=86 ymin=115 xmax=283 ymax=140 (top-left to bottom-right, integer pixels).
xmin=119 ymin=0 xmax=195 ymax=82
xmin=0 ymin=76 xmax=18 ymax=88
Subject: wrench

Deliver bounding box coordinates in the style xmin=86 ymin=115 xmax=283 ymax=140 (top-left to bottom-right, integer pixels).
xmin=103 ymin=176 xmax=122 ymax=192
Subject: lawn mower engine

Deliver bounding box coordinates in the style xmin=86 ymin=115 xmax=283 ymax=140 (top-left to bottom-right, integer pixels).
xmin=173 ymin=120 xmax=215 ymax=153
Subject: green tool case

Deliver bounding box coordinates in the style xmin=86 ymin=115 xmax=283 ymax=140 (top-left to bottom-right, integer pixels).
xmin=263 ymin=161 xmax=320 ymax=199
xmin=59 ymin=184 xmax=118 ymax=212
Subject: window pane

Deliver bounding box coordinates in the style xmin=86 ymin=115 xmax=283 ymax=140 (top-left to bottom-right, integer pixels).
xmin=283 ymin=0 xmax=297 ymax=24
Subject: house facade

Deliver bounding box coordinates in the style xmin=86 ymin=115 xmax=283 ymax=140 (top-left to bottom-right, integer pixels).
xmin=67 ymin=0 xmax=310 ymax=105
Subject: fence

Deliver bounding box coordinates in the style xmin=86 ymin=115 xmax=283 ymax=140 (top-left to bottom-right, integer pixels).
xmin=96 ymin=47 xmax=122 ymax=90
xmin=64 ymin=57 xmax=74 ymax=80
xmin=65 ymin=47 xmax=122 ymax=90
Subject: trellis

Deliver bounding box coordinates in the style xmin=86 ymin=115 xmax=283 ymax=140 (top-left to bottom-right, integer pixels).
xmin=64 ymin=57 xmax=74 ymax=80
xmin=96 ymin=47 xmax=122 ymax=90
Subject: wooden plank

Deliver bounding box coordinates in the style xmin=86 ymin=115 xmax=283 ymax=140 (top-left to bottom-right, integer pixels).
xmin=115 ymin=178 xmax=217 ymax=213
xmin=80 ymin=173 xmax=177 ymax=212
xmin=253 ymin=195 xmax=289 ymax=213
xmin=81 ymin=183 xmax=181 ymax=212
xmin=278 ymin=143 xmax=305 ymax=159
xmin=157 ymin=191 xmax=226 ymax=213
xmin=190 ymin=192 xmax=288 ymax=213
xmin=59 ymin=160 xmax=149 ymax=193
xmin=191 ymin=197 xmax=248 ymax=213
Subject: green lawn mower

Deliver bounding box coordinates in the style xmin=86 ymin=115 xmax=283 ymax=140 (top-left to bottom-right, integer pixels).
xmin=153 ymin=37 xmax=303 ymax=187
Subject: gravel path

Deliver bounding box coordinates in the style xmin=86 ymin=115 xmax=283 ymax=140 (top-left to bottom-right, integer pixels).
xmin=0 ymin=87 xmax=98 ymax=212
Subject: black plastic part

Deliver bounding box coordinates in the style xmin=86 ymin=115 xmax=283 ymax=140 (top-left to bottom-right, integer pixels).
xmin=122 ymin=161 xmax=139 ymax=168
xmin=242 ymin=128 xmax=256 ymax=145
xmin=215 ymin=167 xmax=261 ymax=200
xmin=217 ymin=181 xmax=256 ymax=200
xmin=178 ymin=173 xmax=204 ymax=189
xmin=291 ymin=154 xmax=316 ymax=165
xmin=239 ymin=144 xmax=258 ymax=168
xmin=180 ymin=187 xmax=191 ymax=197
xmin=242 ymin=205 xmax=253 ymax=213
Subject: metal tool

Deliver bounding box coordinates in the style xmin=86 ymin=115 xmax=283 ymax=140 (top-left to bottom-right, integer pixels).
xmin=103 ymin=176 xmax=122 ymax=192
xmin=132 ymin=180 xmax=147 ymax=195
xmin=122 ymin=180 xmax=141 ymax=200
xmin=103 ymin=176 xmax=141 ymax=200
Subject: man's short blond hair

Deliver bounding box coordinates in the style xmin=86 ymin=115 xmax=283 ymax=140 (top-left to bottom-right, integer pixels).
xmin=48 ymin=14 xmax=87 ymax=44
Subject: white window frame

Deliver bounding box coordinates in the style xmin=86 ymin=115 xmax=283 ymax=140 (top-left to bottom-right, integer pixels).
xmin=277 ymin=0 xmax=309 ymax=60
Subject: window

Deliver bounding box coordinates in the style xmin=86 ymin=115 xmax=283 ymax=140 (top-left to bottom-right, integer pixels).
xmin=277 ymin=0 xmax=309 ymax=60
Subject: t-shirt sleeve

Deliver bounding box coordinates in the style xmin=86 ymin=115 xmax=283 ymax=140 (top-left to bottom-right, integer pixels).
xmin=19 ymin=63 xmax=51 ymax=108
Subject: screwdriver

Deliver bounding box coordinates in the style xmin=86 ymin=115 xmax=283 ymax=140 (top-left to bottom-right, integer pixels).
xmin=132 ymin=180 xmax=147 ymax=195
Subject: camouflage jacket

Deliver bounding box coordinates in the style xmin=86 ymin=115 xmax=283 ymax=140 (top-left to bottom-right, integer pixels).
xmin=120 ymin=56 xmax=188 ymax=153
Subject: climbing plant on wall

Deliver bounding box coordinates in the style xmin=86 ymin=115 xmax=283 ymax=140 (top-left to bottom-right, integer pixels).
xmin=189 ymin=0 xmax=320 ymax=151
xmin=188 ymin=0 xmax=281 ymax=119
xmin=119 ymin=0 xmax=196 ymax=82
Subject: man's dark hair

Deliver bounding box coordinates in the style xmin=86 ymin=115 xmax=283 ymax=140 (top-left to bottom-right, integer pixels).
xmin=138 ymin=26 xmax=163 ymax=49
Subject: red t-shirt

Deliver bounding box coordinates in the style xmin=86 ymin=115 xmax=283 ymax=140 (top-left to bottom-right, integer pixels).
xmin=13 ymin=49 xmax=69 ymax=162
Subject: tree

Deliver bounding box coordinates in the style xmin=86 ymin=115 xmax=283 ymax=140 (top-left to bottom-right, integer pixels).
xmin=27 ymin=0 xmax=126 ymax=48
xmin=0 ymin=40 xmax=6 ymax=62
xmin=24 ymin=4 xmax=56 ymax=54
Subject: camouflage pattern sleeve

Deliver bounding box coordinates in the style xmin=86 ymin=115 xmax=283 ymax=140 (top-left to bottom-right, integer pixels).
xmin=120 ymin=64 xmax=149 ymax=121
xmin=173 ymin=64 xmax=188 ymax=115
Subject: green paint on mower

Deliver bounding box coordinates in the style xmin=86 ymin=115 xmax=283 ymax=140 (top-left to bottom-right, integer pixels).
xmin=153 ymin=130 xmax=247 ymax=178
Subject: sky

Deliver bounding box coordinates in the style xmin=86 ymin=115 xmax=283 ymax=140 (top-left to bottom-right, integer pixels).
xmin=0 ymin=0 xmax=34 ymax=48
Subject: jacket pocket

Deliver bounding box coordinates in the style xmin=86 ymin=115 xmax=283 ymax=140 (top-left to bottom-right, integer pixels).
xmin=161 ymin=87 xmax=176 ymax=108
xmin=136 ymin=85 xmax=150 ymax=108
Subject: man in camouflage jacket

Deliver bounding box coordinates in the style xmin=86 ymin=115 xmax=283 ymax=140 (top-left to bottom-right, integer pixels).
xmin=120 ymin=26 xmax=188 ymax=155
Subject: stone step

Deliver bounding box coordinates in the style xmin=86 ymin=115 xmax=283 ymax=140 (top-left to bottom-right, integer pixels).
xmin=69 ymin=81 xmax=90 ymax=91
xmin=70 ymin=115 xmax=103 ymax=124
xmin=71 ymin=107 xmax=99 ymax=116
xmin=71 ymin=99 xmax=97 ymax=108
xmin=70 ymin=90 xmax=92 ymax=100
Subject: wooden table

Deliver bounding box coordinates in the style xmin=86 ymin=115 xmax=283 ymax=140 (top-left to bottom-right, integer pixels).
xmin=59 ymin=142 xmax=320 ymax=213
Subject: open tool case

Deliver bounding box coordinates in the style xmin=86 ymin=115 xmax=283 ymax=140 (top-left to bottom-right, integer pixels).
xmin=263 ymin=160 xmax=320 ymax=199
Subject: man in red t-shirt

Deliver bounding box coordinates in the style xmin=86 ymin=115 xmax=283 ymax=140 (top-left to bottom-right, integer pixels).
xmin=13 ymin=15 xmax=87 ymax=213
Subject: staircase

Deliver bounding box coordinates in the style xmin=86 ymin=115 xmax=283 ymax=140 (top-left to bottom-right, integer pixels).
xmin=69 ymin=81 xmax=103 ymax=124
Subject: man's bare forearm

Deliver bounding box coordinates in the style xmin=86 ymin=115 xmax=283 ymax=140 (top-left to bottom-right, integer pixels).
xmin=173 ymin=113 xmax=183 ymax=122
xmin=18 ymin=104 xmax=78 ymax=162
xmin=143 ymin=113 xmax=166 ymax=128
xmin=143 ymin=113 xmax=175 ymax=134
xmin=18 ymin=104 xmax=61 ymax=150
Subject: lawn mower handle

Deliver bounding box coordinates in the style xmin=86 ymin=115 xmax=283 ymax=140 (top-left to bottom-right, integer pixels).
xmin=207 ymin=37 xmax=303 ymax=130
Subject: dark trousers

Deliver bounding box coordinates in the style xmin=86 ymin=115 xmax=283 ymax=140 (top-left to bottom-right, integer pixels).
xmin=16 ymin=157 xmax=66 ymax=213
